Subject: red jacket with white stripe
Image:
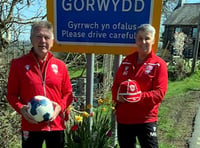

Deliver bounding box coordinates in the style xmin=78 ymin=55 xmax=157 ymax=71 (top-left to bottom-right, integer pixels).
xmin=7 ymin=50 xmax=73 ymax=131
xmin=112 ymin=51 xmax=168 ymax=124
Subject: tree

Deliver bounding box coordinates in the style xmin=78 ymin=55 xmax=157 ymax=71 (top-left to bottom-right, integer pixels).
xmin=162 ymin=0 xmax=179 ymax=18
xmin=0 ymin=0 xmax=46 ymax=52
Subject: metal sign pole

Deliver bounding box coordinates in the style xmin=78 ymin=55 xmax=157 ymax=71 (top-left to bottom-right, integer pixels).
xmin=111 ymin=55 xmax=122 ymax=146
xmin=86 ymin=53 xmax=95 ymax=130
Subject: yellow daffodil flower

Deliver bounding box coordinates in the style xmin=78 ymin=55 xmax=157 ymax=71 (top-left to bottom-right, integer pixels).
xmin=82 ymin=111 xmax=89 ymax=118
xmin=98 ymin=98 xmax=103 ymax=104
xmin=102 ymin=107 xmax=106 ymax=112
xmin=75 ymin=115 xmax=83 ymax=122
xmin=87 ymin=104 xmax=92 ymax=109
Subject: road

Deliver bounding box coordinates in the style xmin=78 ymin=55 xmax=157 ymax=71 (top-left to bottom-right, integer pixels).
xmin=188 ymin=106 xmax=200 ymax=148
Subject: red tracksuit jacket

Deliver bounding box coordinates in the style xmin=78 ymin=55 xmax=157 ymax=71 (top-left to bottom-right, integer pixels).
xmin=7 ymin=50 xmax=73 ymax=131
xmin=112 ymin=51 xmax=168 ymax=124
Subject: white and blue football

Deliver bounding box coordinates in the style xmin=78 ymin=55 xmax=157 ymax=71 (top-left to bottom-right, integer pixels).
xmin=27 ymin=96 xmax=54 ymax=122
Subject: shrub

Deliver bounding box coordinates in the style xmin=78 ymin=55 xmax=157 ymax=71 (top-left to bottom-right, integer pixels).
xmin=167 ymin=57 xmax=190 ymax=81
xmin=0 ymin=105 xmax=21 ymax=148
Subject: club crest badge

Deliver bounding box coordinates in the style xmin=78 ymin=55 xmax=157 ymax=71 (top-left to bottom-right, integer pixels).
xmin=51 ymin=64 xmax=58 ymax=74
xmin=144 ymin=63 xmax=160 ymax=74
xmin=25 ymin=65 xmax=30 ymax=71
xmin=145 ymin=65 xmax=153 ymax=74
xmin=123 ymin=66 xmax=129 ymax=75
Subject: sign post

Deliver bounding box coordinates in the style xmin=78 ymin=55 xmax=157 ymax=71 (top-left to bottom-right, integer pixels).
xmin=47 ymin=0 xmax=162 ymax=55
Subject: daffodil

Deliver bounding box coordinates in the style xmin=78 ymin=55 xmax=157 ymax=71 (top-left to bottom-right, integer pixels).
xmin=66 ymin=96 xmax=112 ymax=147
xmin=98 ymin=98 xmax=103 ymax=105
xmin=104 ymin=97 xmax=110 ymax=104
xmin=87 ymin=104 xmax=92 ymax=109
xmin=75 ymin=115 xmax=83 ymax=122
xmin=67 ymin=105 xmax=73 ymax=111
xmin=82 ymin=111 xmax=89 ymax=118
xmin=102 ymin=107 xmax=106 ymax=112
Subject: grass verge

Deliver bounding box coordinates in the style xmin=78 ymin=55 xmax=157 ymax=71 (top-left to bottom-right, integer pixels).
xmin=158 ymin=70 xmax=200 ymax=148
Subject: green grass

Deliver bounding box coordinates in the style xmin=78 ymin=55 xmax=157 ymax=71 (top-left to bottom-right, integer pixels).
xmin=158 ymin=70 xmax=200 ymax=148
xmin=68 ymin=66 xmax=86 ymax=78
xmin=68 ymin=65 xmax=103 ymax=79
xmin=166 ymin=70 xmax=200 ymax=98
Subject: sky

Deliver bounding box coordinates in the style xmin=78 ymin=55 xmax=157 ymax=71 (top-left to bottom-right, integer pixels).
xmin=17 ymin=0 xmax=46 ymax=41
xmin=186 ymin=0 xmax=200 ymax=3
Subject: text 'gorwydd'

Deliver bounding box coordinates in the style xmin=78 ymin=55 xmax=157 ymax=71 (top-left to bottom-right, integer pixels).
xmin=62 ymin=0 xmax=145 ymax=12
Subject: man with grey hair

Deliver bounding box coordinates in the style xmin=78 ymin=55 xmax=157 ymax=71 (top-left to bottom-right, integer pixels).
xmin=112 ymin=24 xmax=168 ymax=148
xmin=7 ymin=20 xmax=73 ymax=148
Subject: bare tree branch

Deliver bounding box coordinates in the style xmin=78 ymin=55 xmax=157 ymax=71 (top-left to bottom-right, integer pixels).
xmin=0 ymin=0 xmax=46 ymax=51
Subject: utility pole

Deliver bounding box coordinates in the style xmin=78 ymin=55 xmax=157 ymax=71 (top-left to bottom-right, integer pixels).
xmin=191 ymin=12 xmax=200 ymax=73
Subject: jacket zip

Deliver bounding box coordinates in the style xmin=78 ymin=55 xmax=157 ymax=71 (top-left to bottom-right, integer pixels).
xmin=36 ymin=58 xmax=51 ymax=131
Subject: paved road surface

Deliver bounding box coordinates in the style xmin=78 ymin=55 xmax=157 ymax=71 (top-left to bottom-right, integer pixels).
xmin=188 ymin=106 xmax=200 ymax=148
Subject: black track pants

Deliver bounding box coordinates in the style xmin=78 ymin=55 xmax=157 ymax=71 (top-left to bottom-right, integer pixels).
xmin=117 ymin=122 xmax=158 ymax=148
xmin=22 ymin=130 xmax=65 ymax=148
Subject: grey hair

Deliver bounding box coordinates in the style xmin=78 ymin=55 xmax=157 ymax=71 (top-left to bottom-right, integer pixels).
xmin=30 ymin=20 xmax=54 ymax=39
xmin=136 ymin=24 xmax=156 ymax=38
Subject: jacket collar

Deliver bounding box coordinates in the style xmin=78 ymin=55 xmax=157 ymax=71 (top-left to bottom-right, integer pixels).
xmin=29 ymin=48 xmax=53 ymax=62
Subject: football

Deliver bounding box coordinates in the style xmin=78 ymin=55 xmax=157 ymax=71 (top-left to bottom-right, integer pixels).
xmin=27 ymin=95 xmax=54 ymax=122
